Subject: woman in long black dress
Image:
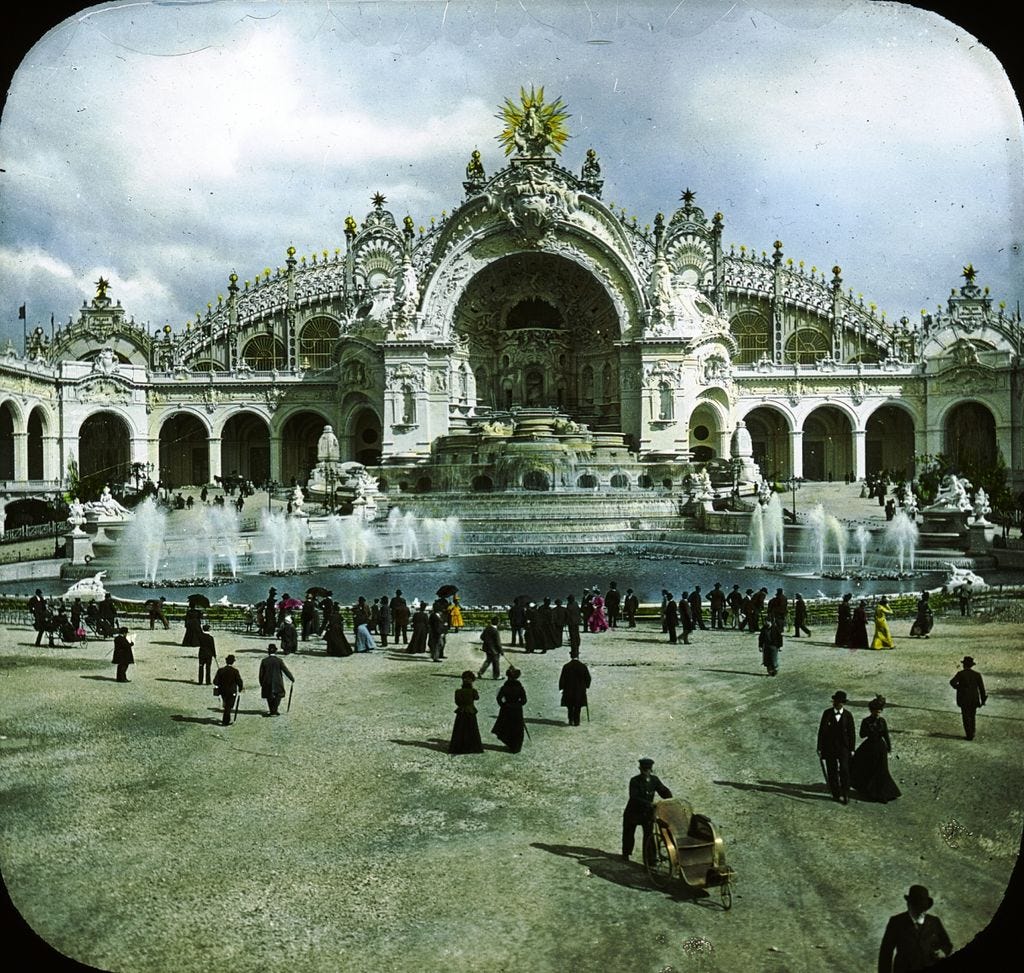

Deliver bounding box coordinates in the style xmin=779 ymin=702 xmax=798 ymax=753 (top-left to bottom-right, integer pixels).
xmin=324 ymin=606 xmax=352 ymax=657
xmin=492 ymin=667 xmax=527 ymax=753
xmin=851 ymin=696 xmax=901 ymax=802
xmin=909 ymin=591 xmax=934 ymax=638
xmin=848 ymin=600 xmax=870 ymax=649
xmin=408 ymin=602 xmax=429 ymax=654
xmin=449 ymin=671 xmax=483 ymax=755
xmin=834 ymin=593 xmax=852 ymax=647
xmin=181 ymin=606 xmax=204 ymax=647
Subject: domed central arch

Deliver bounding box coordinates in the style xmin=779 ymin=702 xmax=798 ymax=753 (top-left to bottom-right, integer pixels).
xmin=453 ymin=252 xmax=624 ymax=428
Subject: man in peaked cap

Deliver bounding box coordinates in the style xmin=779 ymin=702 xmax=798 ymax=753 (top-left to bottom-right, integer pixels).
xmin=816 ymin=690 xmax=856 ymax=803
xmin=621 ymin=757 xmax=672 ymax=863
xmin=877 ymin=884 xmax=952 ymax=971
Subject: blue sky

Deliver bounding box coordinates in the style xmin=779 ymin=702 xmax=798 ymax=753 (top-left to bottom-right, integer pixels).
xmin=0 ymin=1 xmax=1021 ymax=350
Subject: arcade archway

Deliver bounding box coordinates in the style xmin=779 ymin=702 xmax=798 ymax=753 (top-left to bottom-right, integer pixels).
xmin=159 ymin=413 xmax=209 ymax=489
xmin=349 ymin=407 xmax=382 ymax=466
xmin=802 ymin=406 xmax=853 ymax=482
xmin=281 ymin=411 xmax=330 ymax=486
xmin=944 ymin=402 xmax=996 ymax=469
xmin=79 ymin=412 xmax=131 ymax=488
xmin=27 ymin=408 xmax=46 ymax=480
xmin=865 ymin=405 xmax=916 ymax=478
xmin=222 ymin=413 xmax=270 ymax=486
xmin=743 ymin=407 xmax=791 ymax=480
xmin=0 ymin=402 xmax=14 ymax=479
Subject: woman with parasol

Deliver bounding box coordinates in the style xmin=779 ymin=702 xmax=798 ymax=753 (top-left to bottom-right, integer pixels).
xmin=181 ymin=594 xmax=207 ymax=647
xmin=438 ymin=585 xmax=462 ymax=632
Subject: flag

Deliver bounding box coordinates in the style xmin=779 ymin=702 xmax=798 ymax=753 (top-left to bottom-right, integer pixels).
xmin=18 ymin=304 xmax=25 ymax=320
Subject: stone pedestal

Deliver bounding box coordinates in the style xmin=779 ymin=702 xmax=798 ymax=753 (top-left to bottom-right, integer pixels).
xmin=967 ymin=521 xmax=995 ymax=555
xmin=66 ymin=531 xmax=95 ymax=565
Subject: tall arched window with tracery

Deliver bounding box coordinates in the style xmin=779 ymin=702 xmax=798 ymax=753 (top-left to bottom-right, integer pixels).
xmin=784 ymin=328 xmax=829 ymax=365
xmin=241 ymin=335 xmax=286 ymax=371
xmin=299 ymin=317 xmax=339 ymax=371
xmin=730 ymin=310 xmax=770 ymax=364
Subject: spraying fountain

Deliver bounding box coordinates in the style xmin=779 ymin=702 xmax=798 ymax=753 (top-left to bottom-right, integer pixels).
xmin=805 ymin=503 xmax=849 ymax=575
xmin=885 ymin=510 xmax=919 ymax=574
xmin=745 ymin=483 xmax=785 ymax=567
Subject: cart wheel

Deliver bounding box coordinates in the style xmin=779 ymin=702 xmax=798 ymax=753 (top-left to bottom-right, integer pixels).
xmin=720 ymin=877 xmax=733 ymax=911
xmin=644 ymin=829 xmax=673 ymax=889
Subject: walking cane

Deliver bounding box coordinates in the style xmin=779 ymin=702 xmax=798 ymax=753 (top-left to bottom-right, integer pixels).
xmin=585 ymin=703 xmax=590 ymax=723
xmin=287 ymin=681 xmax=294 ymax=713
xmin=522 ymin=720 xmax=531 ymax=742
xmin=232 ymin=690 xmax=241 ymax=725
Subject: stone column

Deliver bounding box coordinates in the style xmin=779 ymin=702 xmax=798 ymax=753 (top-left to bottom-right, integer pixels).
xmin=208 ymin=437 xmax=222 ymax=484
xmin=269 ymin=435 xmax=282 ymax=484
xmin=853 ymin=428 xmax=866 ymax=481
xmin=789 ymin=429 xmax=804 ymax=478
xmin=12 ymin=431 xmax=27 ymax=482
xmin=42 ymin=435 xmax=60 ymax=485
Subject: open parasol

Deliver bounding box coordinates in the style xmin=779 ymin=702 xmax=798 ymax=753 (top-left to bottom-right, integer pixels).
xmin=436 ymin=584 xmax=459 ymax=599
xmin=305 ymin=586 xmax=331 ymax=599
xmin=280 ymin=596 xmax=303 ymax=611
xmin=187 ymin=593 xmax=210 ymax=609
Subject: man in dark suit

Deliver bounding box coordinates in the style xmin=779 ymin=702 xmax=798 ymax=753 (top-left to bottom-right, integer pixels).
xmin=664 ymin=593 xmax=679 ymax=644
xmin=258 ymin=643 xmax=293 ymax=716
xmin=708 ymin=582 xmax=727 ymax=629
xmin=623 ymin=588 xmax=639 ymax=628
xmin=558 ymin=648 xmax=591 ymax=726
xmin=727 ymin=584 xmax=743 ymax=629
xmin=877 ymin=884 xmax=952 ymax=972
xmin=212 ymin=654 xmax=244 ymax=726
xmin=817 ymin=690 xmax=856 ymax=803
xmin=678 ymin=591 xmax=693 ymax=644
xmin=197 ymin=624 xmax=217 ymax=685
xmin=621 ymin=757 xmax=672 ymax=862
xmin=950 ymin=656 xmax=987 ymax=740
xmin=604 ymin=582 xmax=621 ymax=629
xmin=689 ymin=586 xmax=707 ymax=630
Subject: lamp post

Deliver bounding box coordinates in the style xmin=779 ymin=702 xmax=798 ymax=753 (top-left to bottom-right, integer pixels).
xmin=787 ymin=475 xmax=803 ymax=524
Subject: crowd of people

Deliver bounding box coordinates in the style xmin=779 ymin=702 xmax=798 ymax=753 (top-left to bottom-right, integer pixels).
xmin=22 ymin=570 xmax=998 ymax=968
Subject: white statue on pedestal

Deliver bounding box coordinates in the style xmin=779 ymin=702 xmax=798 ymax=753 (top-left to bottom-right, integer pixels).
xmin=290 ymin=485 xmax=307 ymax=518
xmin=87 ymin=485 xmax=129 ymax=518
xmin=67 ymin=497 xmax=88 ymax=535
xmin=972 ymin=488 xmax=992 ymax=524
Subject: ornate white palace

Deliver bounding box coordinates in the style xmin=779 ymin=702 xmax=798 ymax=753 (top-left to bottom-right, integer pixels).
xmin=1 ymin=90 xmax=1021 ymax=505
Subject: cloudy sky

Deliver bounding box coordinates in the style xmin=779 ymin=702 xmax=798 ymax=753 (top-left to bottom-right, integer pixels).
xmin=0 ymin=1 xmax=1021 ymax=352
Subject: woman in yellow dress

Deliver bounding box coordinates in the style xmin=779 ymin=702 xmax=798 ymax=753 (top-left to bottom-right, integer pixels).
xmin=871 ymin=595 xmax=895 ymax=649
xmin=448 ymin=594 xmax=464 ymax=632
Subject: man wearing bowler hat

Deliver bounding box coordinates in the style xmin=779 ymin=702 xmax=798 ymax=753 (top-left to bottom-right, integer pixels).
xmin=949 ymin=656 xmax=987 ymax=740
xmin=816 ymin=690 xmax=856 ymax=803
xmin=621 ymin=757 xmax=672 ymax=862
xmin=877 ymin=884 xmax=952 ymax=971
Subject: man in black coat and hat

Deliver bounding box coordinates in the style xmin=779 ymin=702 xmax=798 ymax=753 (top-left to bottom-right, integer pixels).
xmin=197 ymin=623 xmax=217 ymax=684
xmin=212 ymin=654 xmax=243 ymax=726
xmin=623 ymin=588 xmax=639 ymax=628
xmin=604 ymin=582 xmax=621 ymax=629
xmin=258 ymin=643 xmax=294 ymax=716
xmin=817 ymin=690 xmax=856 ymax=803
xmin=688 ymin=586 xmax=707 ymax=630
xmin=877 ymin=884 xmax=952 ymax=971
xmin=262 ymin=587 xmax=278 ymax=637
xmin=950 ymin=656 xmax=987 ymax=740
xmin=621 ymin=757 xmax=672 ymax=862
xmin=558 ymin=648 xmax=591 ymax=726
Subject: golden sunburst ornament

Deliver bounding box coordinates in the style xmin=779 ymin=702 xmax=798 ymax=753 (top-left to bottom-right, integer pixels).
xmin=496 ymin=85 xmax=571 ymax=157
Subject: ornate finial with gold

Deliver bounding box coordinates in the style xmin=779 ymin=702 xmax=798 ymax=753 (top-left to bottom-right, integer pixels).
xmin=496 ymin=85 xmax=570 ymax=157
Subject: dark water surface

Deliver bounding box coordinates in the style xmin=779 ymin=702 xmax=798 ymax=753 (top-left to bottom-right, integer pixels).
xmin=82 ymin=553 xmax=954 ymax=608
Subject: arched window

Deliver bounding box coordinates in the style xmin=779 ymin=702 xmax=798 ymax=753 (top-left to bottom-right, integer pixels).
xmin=610 ymin=473 xmax=629 ymax=489
xmin=242 ymin=335 xmax=286 ymax=371
xmin=730 ymin=310 xmax=770 ymax=364
xmin=300 ymin=317 xmax=339 ymax=371
xmin=785 ymin=328 xmax=829 ymax=365
xmin=525 ymin=368 xmax=544 ymax=406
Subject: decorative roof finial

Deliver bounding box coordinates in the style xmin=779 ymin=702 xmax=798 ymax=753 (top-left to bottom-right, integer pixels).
xmin=372 ymin=192 xmax=387 ymax=209
xmin=94 ymin=276 xmax=111 ymax=300
xmin=962 ymin=263 xmax=977 ymax=283
xmin=496 ymin=86 xmax=571 ymax=157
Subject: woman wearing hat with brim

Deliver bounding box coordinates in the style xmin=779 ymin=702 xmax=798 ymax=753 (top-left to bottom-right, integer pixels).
xmin=449 ymin=671 xmax=483 ymax=755
xmin=850 ymin=696 xmax=901 ymax=803
xmin=492 ymin=666 xmax=527 ymax=753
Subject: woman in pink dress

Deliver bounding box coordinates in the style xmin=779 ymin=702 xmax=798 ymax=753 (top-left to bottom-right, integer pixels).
xmin=588 ymin=588 xmax=609 ymax=632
